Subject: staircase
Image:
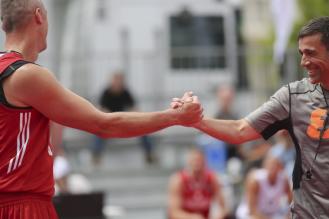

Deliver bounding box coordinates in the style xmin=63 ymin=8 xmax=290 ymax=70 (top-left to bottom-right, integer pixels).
xmin=64 ymin=135 xmax=195 ymax=219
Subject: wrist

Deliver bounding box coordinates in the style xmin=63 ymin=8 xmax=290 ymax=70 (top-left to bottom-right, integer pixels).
xmin=192 ymin=116 xmax=206 ymax=129
xmin=162 ymin=109 xmax=180 ymax=126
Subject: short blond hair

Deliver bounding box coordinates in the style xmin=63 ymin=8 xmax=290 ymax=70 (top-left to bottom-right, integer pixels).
xmin=1 ymin=0 xmax=41 ymax=32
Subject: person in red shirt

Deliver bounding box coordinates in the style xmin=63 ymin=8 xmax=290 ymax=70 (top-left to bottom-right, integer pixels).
xmin=0 ymin=0 xmax=203 ymax=218
xmin=168 ymin=149 xmax=229 ymax=219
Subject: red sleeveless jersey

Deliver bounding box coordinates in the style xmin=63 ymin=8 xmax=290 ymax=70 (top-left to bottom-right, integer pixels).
xmin=180 ymin=169 xmax=215 ymax=218
xmin=0 ymin=52 xmax=54 ymax=198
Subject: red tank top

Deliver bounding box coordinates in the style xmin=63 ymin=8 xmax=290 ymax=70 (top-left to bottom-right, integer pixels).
xmin=180 ymin=169 xmax=215 ymax=218
xmin=0 ymin=52 xmax=54 ymax=199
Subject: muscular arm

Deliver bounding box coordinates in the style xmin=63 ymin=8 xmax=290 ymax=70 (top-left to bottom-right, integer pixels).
xmin=168 ymin=174 xmax=205 ymax=219
xmin=194 ymin=117 xmax=261 ymax=144
xmin=4 ymin=64 xmax=202 ymax=138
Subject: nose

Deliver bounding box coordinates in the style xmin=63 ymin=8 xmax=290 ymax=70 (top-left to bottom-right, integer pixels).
xmin=300 ymin=55 xmax=311 ymax=68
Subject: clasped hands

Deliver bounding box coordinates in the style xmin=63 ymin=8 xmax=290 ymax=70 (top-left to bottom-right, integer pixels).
xmin=170 ymin=91 xmax=204 ymax=126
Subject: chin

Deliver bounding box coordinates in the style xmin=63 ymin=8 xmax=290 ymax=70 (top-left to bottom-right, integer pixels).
xmin=308 ymin=77 xmax=320 ymax=84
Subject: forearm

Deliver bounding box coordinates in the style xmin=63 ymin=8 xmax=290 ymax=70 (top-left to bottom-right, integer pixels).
xmin=95 ymin=109 xmax=179 ymax=138
xmin=194 ymin=117 xmax=260 ymax=144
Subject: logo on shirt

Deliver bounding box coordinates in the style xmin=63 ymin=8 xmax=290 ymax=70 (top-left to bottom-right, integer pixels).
xmin=48 ymin=146 xmax=53 ymax=156
xmin=307 ymin=108 xmax=329 ymax=140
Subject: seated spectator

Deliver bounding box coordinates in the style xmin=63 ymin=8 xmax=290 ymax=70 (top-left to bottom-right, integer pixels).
xmin=236 ymin=149 xmax=292 ymax=219
xmin=168 ymin=148 xmax=229 ymax=219
xmin=271 ymin=130 xmax=296 ymax=180
xmin=91 ymin=72 xmax=156 ymax=165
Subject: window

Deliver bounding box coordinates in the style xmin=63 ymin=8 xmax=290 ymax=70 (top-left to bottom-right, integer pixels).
xmin=170 ymin=13 xmax=226 ymax=70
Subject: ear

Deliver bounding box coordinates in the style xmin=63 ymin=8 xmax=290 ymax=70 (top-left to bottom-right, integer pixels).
xmin=34 ymin=8 xmax=44 ymax=25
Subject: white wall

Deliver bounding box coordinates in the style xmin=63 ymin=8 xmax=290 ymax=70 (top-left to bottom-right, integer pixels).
xmin=57 ymin=0 xmax=238 ymax=113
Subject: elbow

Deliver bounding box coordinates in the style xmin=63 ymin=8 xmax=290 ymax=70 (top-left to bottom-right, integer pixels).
xmin=92 ymin=114 xmax=129 ymax=139
xmin=230 ymin=120 xmax=250 ymax=144
xmin=91 ymin=122 xmax=109 ymax=139
xmin=90 ymin=115 xmax=114 ymax=139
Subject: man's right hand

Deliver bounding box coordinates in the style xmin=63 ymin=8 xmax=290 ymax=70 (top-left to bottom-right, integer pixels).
xmin=169 ymin=92 xmax=203 ymax=126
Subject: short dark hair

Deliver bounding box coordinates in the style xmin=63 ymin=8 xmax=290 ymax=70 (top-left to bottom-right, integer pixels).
xmin=0 ymin=0 xmax=39 ymax=33
xmin=298 ymin=16 xmax=329 ymax=51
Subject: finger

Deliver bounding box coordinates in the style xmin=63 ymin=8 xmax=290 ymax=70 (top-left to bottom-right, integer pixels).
xmin=170 ymin=102 xmax=182 ymax=109
xmin=184 ymin=97 xmax=193 ymax=103
xmin=170 ymin=103 xmax=178 ymax=109
xmin=172 ymin=100 xmax=184 ymax=107
xmin=172 ymin=97 xmax=183 ymax=102
xmin=181 ymin=91 xmax=193 ymax=100
xmin=191 ymin=96 xmax=200 ymax=104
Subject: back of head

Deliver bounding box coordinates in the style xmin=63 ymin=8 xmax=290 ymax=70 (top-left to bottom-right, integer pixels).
xmin=1 ymin=0 xmax=41 ymax=33
xmin=298 ymin=16 xmax=329 ymax=51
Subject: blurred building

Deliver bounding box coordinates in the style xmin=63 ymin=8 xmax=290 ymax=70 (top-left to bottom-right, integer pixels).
xmin=0 ymin=0 xmax=251 ymax=141
xmin=0 ymin=0 xmax=301 ymax=138
xmin=53 ymin=0 xmax=244 ymax=108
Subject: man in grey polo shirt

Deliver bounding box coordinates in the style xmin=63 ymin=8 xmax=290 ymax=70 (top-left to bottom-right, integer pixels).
xmin=173 ymin=16 xmax=329 ymax=218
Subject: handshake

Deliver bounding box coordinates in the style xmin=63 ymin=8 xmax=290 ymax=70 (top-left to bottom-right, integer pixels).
xmin=169 ymin=91 xmax=204 ymax=127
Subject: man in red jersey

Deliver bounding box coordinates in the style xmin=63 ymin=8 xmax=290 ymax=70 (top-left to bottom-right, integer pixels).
xmin=0 ymin=0 xmax=202 ymax=218
xmin=168 ymin=149 xmax=229 ymax=219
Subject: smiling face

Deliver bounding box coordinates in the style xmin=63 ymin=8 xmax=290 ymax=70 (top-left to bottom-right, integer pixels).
xmin=299 ymin=33 xmax=329 ymax=88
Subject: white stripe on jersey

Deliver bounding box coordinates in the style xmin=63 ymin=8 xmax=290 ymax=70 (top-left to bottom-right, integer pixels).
xmin=7 ymin=112 xmax=31 ymax=174
xmin=13 ymin=113 xmax=23 ymax=170
xmin=18 ymin=113 xmax=31 ymax=166
xmin=7 ymin=159 xmax=13 ymax=174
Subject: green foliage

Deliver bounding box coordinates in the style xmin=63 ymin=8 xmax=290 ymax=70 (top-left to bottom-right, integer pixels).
xmin=290 ymin=0 xmax=329 ymax=44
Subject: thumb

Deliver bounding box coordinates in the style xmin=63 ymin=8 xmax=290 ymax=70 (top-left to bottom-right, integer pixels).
xmin=192 ymin=96 xmax=200 ymax=104
xmin=182 ymin=91 xmax=193 ymax=101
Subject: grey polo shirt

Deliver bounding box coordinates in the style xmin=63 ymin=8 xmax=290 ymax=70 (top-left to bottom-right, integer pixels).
xmin=246 ymin=78 xmax=329 ymax=219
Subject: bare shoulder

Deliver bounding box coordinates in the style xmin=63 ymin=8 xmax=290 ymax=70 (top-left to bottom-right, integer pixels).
xmin=4 ymin=63 xmax=59 ymax=107
xmin=7 ymin=63 xmax=58 ymax=94
xmin=14 ymin=63 xmax=55 ymax=81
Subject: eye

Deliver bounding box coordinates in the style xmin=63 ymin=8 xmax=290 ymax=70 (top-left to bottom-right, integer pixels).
xmin=306 ymin=51 xmax=313 ymax=56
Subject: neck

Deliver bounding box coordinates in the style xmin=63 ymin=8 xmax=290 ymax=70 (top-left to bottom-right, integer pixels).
xmin=5 ymin=32 xmax=39 ymax=62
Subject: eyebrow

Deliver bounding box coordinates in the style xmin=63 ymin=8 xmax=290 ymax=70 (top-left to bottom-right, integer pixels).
xmin=298 ymin=48 xmax=316 ymax=55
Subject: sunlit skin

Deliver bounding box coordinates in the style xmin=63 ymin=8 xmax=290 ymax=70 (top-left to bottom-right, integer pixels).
xmin=299 ymin=33 xmax=329 ymax=89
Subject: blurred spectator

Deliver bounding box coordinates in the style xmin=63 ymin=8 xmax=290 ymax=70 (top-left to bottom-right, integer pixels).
xmin=196 ymin=85 xmax=243 ymax=174
xmin=215 ymin=85 xmax=244 ymax=161
xmin=197 ymin=85 xmax=245 ymax=211
xmin=91 ymin=72 xmax=156 ymax=165
xmin=50 ymin=122 xmax=69 ymax=194
xmin=236 ymin=149 xmax=292 ymax=219
xmin=51 ymin=122 xmax=92 ymax=195
xmin=271 ymin=130 xmax=295 ymax=180
xmin=168 ymin=148 xmax=230 ymax=219
xmin=53 ymin=155 xmax=92 ymax=196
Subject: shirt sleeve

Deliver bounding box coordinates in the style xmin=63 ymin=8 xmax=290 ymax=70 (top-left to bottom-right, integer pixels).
xmin=245 ymin=85 xmax=290 ymax=139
